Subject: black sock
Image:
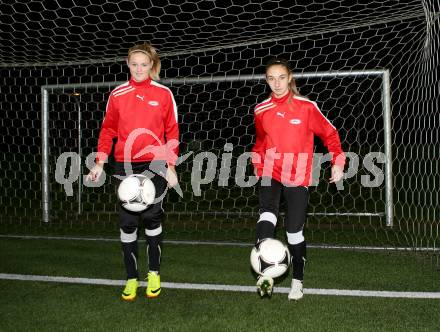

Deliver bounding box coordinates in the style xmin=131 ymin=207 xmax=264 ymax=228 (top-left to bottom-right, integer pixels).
xmin=288 ymin=241 xmax=306 ymax=281
xmin=121 ymin=241 xmax=139 ymax=279
xmin=147 ymin=234 xmax=162 ymax=272
xmin=256 ymin=220 xmax=275 ymax=243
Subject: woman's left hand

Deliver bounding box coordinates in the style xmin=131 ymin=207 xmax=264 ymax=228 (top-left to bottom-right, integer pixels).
xmin=166 ymin=165 xmax=178 ymax=188
xmin=329 ymin=165 xmax=344 ymax=183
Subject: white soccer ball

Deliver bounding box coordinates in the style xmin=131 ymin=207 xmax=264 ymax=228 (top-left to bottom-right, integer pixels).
xmin=117 ymin=174 xmax=156 ymax=212
xmin=250 ymin=238 xmax=291 ymax=278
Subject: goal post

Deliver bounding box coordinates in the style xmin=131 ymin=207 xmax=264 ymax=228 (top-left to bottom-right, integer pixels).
xmin=42 ymin=69 xmax=393 ymax=228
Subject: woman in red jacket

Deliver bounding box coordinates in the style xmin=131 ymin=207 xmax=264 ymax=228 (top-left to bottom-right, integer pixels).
xmin=87 ymin=42 xmax=179 ymax=301
xmin=252 ymin=58 xmax=345 ymax=300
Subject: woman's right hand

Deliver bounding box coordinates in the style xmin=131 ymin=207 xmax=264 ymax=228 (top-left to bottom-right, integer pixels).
xmin=253 ymin=167 xmax=260 ymax=178
xmin=86 ymin=162 xmax=104 ymax=182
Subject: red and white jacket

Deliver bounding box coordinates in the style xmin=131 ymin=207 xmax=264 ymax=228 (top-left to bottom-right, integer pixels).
xmin=252 ymin=92 xmax=345 ymax=186
xmin=96 ymin=78 xmax=179 ymax=165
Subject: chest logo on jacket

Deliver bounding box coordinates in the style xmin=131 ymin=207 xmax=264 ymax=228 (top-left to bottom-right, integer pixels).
xmin=289 ymin=119 xmax=301 ymax=125
xmin=136 ymin=94 xmax=144 ymax=101
xmin=148 ymin=100 xmax=159 ymax=106
xmin=276 ymin=112 xmax=285 ymax=118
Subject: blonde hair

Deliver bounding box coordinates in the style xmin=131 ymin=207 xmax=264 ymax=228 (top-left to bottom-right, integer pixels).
xmin=265 ymin=58 xmax=300 ymax=96
xmin=127 ymin=42 xmax=161 ymax=80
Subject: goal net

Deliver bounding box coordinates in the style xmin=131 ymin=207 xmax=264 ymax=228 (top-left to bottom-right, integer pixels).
xmin=0 ymin=1 xmax=438 ymax=262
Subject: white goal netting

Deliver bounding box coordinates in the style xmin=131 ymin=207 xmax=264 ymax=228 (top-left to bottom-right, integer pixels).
xmin=0 ymin=1 xmax=438 ymax=263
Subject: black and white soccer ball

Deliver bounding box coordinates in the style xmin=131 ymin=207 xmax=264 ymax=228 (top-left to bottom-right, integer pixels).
xmin=250 ymin=238 xmax=291 ymax=278
xmin=117 ymin=174 xmax=156 ymax=212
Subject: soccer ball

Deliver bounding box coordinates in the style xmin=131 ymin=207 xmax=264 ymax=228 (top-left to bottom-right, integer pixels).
xmin=250 ymin=238 xmax=290 ymax=278
xmin=117 ymin=174 xmax=156 ymax=212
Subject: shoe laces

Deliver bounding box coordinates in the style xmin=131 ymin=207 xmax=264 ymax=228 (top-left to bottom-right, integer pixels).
xmin=124 ymin=279 xmax=137 ymax=293
xmin=292 ymin=279 xmax=303 ymax=290
xmin=147 ymin=272 xmax=159 ymax=288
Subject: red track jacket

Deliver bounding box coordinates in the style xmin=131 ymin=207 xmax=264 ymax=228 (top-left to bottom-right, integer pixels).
xmin=96 ymin=78 xmax=179 ymax=165
xmin=252 ymin=92 xmax=345 ymax=186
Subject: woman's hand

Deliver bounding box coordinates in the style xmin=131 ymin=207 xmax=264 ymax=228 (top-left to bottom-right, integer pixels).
xmin=329 ymin=165 xmax=344 ymax=183
xmin=86 ymin=162 xmax=105 ymax=182
xmin=166 ymin=165 xmax=178 ymax=188
xmin=253 ymin=167 xmax=260 ymax=178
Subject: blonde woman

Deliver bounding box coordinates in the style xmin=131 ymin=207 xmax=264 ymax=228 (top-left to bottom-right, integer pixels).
xmin=87 ymin=42 xmax=179 ymax=301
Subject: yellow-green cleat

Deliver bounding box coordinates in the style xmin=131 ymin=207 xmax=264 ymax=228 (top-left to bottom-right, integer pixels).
xmin=121 ymin=278 xmax=138 ymax=301
xmin=146 ymin=271 xmax=161 ymax=298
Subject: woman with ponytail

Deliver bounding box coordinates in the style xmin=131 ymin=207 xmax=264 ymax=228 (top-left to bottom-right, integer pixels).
xmin=87 ymin=42 xmax=179 ymax=301
xmin=252 ymin=58 xmax=345 ymax=300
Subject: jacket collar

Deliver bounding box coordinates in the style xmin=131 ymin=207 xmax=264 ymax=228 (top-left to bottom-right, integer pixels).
xmin=129 ymin=77 xmax=151 ymax=87
xmin=271 ymin=91 xmax=291 ymax=104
